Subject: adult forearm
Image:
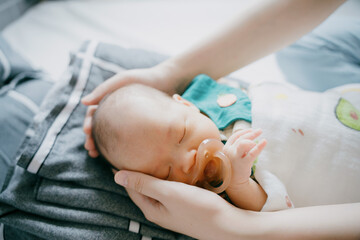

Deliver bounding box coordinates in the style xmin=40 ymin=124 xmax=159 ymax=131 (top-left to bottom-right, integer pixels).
xmin=160 ymin=0 xmax=344 ymax=93
xmin=262 ymin=203 xmax=360 ymax=239
xmin=114 ymin=170 xmax=359 ymax=240
xmin=212 ymin=203 xmax=360 ymax=240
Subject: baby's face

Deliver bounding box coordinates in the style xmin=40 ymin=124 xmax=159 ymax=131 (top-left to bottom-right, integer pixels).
xmin=108 ymin=94 xmax=221 ymax=185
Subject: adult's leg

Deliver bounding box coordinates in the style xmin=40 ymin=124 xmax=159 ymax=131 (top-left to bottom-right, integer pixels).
xmin=276 ymin=9 xmax=360 ymax=92
xmin=0 ymin=77 xmax=52 ymax=188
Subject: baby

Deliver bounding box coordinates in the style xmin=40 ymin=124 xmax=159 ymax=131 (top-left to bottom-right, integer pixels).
xmin=92 ymin=83 xmax=267 ymax=211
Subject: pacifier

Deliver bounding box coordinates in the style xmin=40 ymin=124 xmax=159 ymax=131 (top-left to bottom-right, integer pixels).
xmin=191 ymin=139 xmax=232 ymax=194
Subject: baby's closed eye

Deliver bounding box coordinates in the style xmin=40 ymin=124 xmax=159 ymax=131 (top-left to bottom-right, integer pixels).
xmin=179 ymin=119 xmax=187 ymax=144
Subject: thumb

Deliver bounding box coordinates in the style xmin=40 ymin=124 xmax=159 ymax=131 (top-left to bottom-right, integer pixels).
xmin=82 ymin=73 xmax=130 ymax=105
xmin=126 ymin=188 xmax=164 ymax=221
xmin=114 ymin=170 xmax=165 ymax=200
xmin=81 ymin=81 xmax=112 ymax=105
xmin=114 ymin=170 xmax=167 ymax=221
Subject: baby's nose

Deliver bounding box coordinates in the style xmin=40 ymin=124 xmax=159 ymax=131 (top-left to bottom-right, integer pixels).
xmin=181 ymin=149 xmax=197 ymax=174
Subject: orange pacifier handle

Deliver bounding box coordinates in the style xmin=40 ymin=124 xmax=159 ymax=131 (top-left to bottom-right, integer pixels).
xmin=193 ymin=139 xmax=232 ymax=194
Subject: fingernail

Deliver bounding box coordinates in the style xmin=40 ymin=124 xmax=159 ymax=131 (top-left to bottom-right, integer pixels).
xmin=115 ymin=172 xmax=128 ymax=187
xmin=82 ymin=95 xmax=93 ymax=103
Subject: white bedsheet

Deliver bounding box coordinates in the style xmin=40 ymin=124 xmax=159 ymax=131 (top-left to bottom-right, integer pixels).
xmin=2 ymin=0 xmax=287 ymax=83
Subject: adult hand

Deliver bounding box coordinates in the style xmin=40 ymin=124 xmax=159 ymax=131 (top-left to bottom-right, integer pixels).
xmin=81 ymin=63 xmax=184 ymax=106
xmin=114 ymin=171 xmax=360 ymax=240
xmin=114 ymin=170 xmax=259 ymax=240
xmin=83 ymin=105 xmax=99 ymax=157
xmin=81 ymin=63 xmax=191 ymax=157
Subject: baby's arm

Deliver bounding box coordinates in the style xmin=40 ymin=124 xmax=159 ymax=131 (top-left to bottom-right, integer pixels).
xmin=223 ymin=129 xmax=267 ymax=211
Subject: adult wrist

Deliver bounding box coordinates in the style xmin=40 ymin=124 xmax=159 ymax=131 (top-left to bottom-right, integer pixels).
xmin=212 ymin=206 xmax=268 ymax=240
xmin=155 ymin=59 xmax=195 ymax=94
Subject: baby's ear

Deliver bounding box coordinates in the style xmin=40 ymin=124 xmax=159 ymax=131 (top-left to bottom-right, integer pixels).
xmin=172 ymin=94 xmax=200 ymax=112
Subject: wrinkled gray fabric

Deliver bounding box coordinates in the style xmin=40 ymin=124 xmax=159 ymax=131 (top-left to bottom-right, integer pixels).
xmin=0 ymin=35 xmax=37 ymax=87
xmin=0 ymin=35 xmax=52 ymax=191
xmin=0 ymin=40 xmax=194 ymax=240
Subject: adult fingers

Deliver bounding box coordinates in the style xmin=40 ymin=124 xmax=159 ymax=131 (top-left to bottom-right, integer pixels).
xmin=114 ymin=170 xmax=171 ymax=201
xmin=81 ymin=73 xmax=131 ymax=105
xmin=82 ymin=105 xmax=97 ymax=134
xmin=84 ymin=135 xmax=99 ymax=157
xmin=84 ymin=135 xmax=95 ymax=150
xmin=126 ymin=188 xmax=165 ymax=223
xmin=82 ymin=105 xmax=99 ymax=157
xmin=88 ymin=149 xmax=99 ymax=158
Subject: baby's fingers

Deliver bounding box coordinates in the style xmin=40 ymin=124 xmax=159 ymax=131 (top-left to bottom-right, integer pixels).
xmin=244 ymin=139 xmax=267 ymax=160
xmin=224 ymin=138 xmax=255 ymax=161
xmin=225 ymin=128 xmax=257 ymax=146
xmin=239 ymin=128 xmax=262 ymax=141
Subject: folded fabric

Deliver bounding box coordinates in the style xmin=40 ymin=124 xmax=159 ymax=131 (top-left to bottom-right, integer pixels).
xmin=182 ymin=74 xmax=251 ymax=130
xmin=249 ymin=82 xmax=360 ymax=210
xmin=0 ymin=35 xmax=53 ymax=198
xmin=0 ymin=35 xmax=37 ymax=87
xmin=0 ymin=40 xmax=194 ymax=240
xmin=0 ymin=168 xmax=177 ymax=240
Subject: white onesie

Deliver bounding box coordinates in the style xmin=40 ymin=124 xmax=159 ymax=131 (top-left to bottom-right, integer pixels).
xmin=248 ymin=82 xmax=360 ymax=211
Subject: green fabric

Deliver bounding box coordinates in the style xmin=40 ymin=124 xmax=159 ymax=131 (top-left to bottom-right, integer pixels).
xmin=182 ymin=74 xmax=252 ymax=130
xmin=335 ymin=98 xmax=360 ymax=131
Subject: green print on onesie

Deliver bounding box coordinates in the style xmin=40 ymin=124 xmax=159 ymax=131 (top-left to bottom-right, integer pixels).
xmin=335 ymin=98 xmax=360 ymax=131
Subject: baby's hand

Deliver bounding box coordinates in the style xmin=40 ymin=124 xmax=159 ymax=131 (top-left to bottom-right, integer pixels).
xmin=223 ymin=129 xmax=267 ymax=188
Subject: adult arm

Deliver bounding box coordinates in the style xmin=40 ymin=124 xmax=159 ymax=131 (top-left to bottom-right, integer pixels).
xmin=164 ymin=0 xmax=345 ymax=93
xmin=82 ymin=0 xmax=344 ymax=157
xmin=115 ymin=170 xmax=360 ymax=240
xmin=82 ymin=0 xmax=345 ymax=104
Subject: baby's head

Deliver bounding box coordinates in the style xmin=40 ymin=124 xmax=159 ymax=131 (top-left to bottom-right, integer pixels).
xmin=92 ymin=84 xmax=221 ymax=184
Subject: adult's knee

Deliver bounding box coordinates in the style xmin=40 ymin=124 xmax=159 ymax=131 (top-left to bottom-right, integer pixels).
xmin=277 ymin=16 xmax=360 ymax=92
